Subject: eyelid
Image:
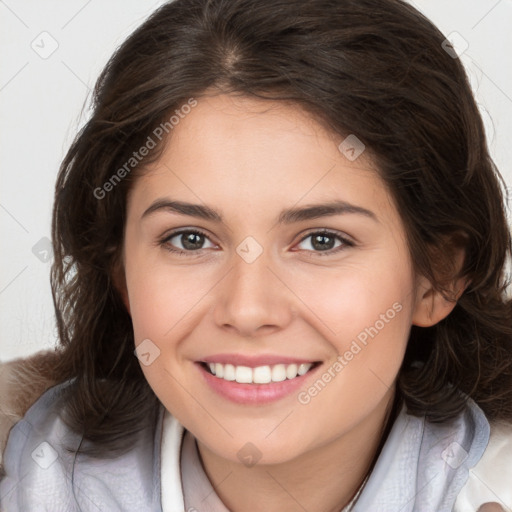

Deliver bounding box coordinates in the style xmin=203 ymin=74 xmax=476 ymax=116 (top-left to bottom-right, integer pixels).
xmin=297 ymin=228 xmax=355 ymax=246
xmin=158 ymin=227 xmax=354 ymax=256
xmin=293 ymin=229 xmax=354 ymax=256
xmin=159 ymin=228 xmax=217 ymax=252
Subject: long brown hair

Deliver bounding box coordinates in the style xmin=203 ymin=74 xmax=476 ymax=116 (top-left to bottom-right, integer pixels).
xmin=50 ymin=0 xmax=512 ymax=455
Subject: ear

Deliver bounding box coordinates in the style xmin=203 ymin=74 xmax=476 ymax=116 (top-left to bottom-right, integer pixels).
xmin=411 ymin=244 xmax=468 ymax=327
xmin=111 ymin=257 xmax=131 ymax=315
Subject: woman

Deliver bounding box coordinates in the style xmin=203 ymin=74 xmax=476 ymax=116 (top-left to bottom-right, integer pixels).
xmin=1 ymin=0 xmax=511 ymax=510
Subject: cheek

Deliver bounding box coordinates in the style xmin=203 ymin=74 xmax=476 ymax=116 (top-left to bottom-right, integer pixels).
xmin=289 ymin=259 xmax=414 ymax=345
xmin=291 ymin=267 xmax=413 ymax=433
xmin=124 ymin=255 xmax=205 ymax=417
xmin=125 ymin=251 xmax=209 ymax=341
xmin=288 ymin=254 xmax=415 ymax=406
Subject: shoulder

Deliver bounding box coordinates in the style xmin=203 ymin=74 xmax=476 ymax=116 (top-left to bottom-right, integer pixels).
xmin=454 ymin=419 xmax=512 ymax=511
xmin=0 ymin=351 xmax=61 ymax=466
xmin=0 ymin=380 xmax=82 ymax=511
xmin=0 ymin=376 xmax=166 ymax=511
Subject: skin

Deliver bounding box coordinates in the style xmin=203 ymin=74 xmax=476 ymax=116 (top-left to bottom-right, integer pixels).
xmin=118 ymin=92 xmax=462 ymax=512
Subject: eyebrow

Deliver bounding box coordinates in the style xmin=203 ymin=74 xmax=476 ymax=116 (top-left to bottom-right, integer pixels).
xmin=141 ymin=198 xmax=378 ymax=224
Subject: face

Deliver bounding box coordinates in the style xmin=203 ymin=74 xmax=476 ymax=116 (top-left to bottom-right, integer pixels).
xmin=121 ymin=93 xmax=422 ymax=466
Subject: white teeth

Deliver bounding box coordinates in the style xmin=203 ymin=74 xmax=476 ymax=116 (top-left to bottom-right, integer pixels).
xmin=235 ymin=366 xmax=253 ymax=383
xmin=286 ymin=364 xmax=298 ymax=379
xmin=271 ymin=364 xmax=287 ymax=382
xmin=298 ymin=363 xmax=310 ymax=376
xmin=205 ymin=362 xmax=314 ymax=384
xmin=253 ymin=366 xmax=272 ymax=384
xmin=223 ymin=364 xmax=236 ymax=381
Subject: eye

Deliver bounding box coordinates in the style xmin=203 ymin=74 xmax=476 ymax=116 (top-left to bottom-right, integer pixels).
xmin=158 ymin=228 xmax=354 ymax=257
xmin=295 ymin=230 xmax=354 ymax=256
xmin=159 ymin=229 xmax=217 ymax=255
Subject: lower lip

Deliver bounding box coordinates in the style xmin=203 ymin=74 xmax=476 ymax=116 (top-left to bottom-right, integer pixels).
xmin=197 ymin=363 xmax=319 ymax=405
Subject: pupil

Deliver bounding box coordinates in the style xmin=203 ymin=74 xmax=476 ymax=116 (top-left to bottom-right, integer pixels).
xmin=313 ymin=234 xmax=334 ymax=251
xmin=182 ymin=233 xmax=203 ymax=250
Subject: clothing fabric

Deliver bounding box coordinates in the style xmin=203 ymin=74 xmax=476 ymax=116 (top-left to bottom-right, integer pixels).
xmin=0 ymin=380 xmax=511 ymax=511
xmin=0 ymin=380 xmax=164 ymax=511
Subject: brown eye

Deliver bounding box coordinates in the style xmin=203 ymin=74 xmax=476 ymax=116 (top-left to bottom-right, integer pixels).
xmin=160 ymin=229 xmax=216 ymax=255
xmin=296 ymin=230 xmax=353 ymax=256
xmin=176 ymin=232 xmax=205 ymax=250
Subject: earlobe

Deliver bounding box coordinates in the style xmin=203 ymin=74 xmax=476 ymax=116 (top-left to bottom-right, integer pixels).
xmin=412 ymin=239 xmax=469 ymax=327
xmin=411 ymin=274 xmax=467 ymax=327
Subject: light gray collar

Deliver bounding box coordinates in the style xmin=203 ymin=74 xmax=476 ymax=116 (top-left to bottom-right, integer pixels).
xmin=353 ymin=398 xmax=490 ymax=511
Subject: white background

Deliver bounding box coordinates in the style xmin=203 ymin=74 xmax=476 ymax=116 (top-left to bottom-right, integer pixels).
xmin=1 ymin=0 xmax=511 ymax=362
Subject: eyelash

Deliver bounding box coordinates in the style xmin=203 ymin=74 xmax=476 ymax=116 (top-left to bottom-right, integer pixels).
xmin=158 ymin=228 xmax=354 ymax=257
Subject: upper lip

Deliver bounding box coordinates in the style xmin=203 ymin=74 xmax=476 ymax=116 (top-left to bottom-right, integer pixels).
xmin=200 ymin=354 xmax=319 ymax=367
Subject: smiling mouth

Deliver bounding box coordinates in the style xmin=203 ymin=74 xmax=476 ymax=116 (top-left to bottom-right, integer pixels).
xmin=200 ymin=361 xmax=320 ymax=384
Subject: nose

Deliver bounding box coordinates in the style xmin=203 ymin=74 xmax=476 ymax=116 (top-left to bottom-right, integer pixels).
xmin=212 ymin=249 xmax=294 ymax=338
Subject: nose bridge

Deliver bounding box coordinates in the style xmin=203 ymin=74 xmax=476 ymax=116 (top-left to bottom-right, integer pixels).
xmin=213 ymin=243 xmax=293 ymax=335
xmin=232 ymin=249 xmax=274 ymax=297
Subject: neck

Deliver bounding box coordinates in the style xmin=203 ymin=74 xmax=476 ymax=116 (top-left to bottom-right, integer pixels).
xmin=197 ymin=388 xmax=400 ymax=512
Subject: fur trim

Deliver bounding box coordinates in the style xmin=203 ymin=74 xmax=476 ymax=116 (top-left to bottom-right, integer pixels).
xmin=0 ymin=350 xmax=61 ymax=475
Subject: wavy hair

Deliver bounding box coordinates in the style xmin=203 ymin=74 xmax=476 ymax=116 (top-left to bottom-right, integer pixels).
xmin=49 ymin=0 xmax=512 ymax=455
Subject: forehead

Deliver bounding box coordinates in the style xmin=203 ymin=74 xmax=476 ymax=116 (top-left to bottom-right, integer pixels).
xmin=127 ymin=93 xmax=394 ymax=225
